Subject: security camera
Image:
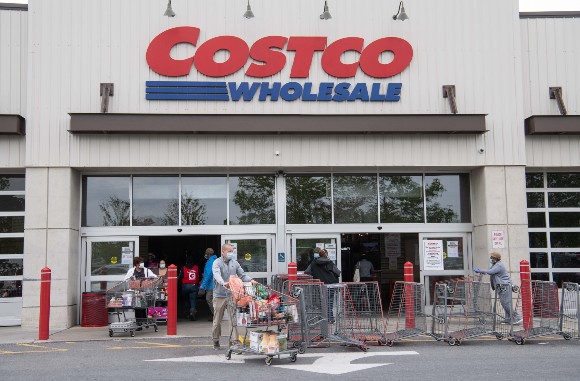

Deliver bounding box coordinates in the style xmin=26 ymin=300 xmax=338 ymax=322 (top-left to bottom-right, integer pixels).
xmin=177 ymin=228 xmax=182 ymax=233
xmin=478 ymin=148 xmax=485 ymax=154
xmin=377 ymin=226 xmax=383 ymax=230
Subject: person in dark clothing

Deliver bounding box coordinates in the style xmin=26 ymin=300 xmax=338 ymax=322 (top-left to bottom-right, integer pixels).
xmin=304 ymin=249 xmax=341 ymax=284
xmin=179 ymin=257 xmax=200 ymax=321
xmin=304 ymin=249 xmax=341 ymax=322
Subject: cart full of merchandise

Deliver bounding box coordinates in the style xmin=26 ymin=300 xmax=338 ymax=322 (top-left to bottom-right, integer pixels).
xmin=225 ymin=276 xmax=301 ymax=366
xmin=106 ymin=277 xmax=160 ymax=337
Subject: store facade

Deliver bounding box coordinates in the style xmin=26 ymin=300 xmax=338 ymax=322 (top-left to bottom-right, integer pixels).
xmin=0 ymin=1 xmax=578 ymax=329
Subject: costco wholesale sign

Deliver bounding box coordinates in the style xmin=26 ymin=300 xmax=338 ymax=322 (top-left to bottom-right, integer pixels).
xmin=145 ymin=27 xmax=413 ymax=102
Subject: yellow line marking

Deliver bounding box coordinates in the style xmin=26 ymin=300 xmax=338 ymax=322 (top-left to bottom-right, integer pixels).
xmin=0 ymin=343 xmax=69 ymax=355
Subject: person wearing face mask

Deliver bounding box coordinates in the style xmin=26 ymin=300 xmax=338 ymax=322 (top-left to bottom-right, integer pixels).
xmin=199 ymin=248 xmax=217 ymax=321
xmin=305 ymin=248 xmax=341 ymax=323
xmin=211 ymin=243 xmax=255 ymax=350
xmin=155 ymin=259 xmax=168 ymax=287
xmin=474 ymin=252 xmax=522 ymax=324
xmin=124 ymin=257 xmax=158 ymax=281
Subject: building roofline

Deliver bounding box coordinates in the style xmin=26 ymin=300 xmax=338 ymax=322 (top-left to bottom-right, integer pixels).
xmin=520 ymin=11 xmax=580 ymax=19
xmin=0 ymin=3 xmax=28 ymax=11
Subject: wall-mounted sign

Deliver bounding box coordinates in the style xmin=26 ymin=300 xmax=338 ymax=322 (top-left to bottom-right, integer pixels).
xmin=423 ymin=240 xmax=444 ymax=271
xmin=145 ymin=27 xmax=413 ymax=103
xmin=492 ymin=230 xmax=505 ymax=249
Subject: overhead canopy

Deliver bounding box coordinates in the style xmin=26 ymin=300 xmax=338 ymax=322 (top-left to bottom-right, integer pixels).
xmin=0 ymin=115 xmax=25 ymax=135
xmin=525 ymin=115 xmax=580 ymax=135
xmin=69 ymin=113 xmax=487 ymax=134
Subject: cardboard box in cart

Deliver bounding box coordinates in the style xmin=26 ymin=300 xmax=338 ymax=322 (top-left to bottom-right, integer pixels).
xmin=250 ymin=330 xmax=267 ymax=351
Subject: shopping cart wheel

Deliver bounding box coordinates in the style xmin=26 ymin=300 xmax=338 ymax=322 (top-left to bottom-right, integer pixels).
xmin=226 ymin=350 xmax=232 ymax=360
xmin=456 ymin=339 xmax=462 ymax=346
xmin=386 ymin=340 xmax=394 ymax=347
xmin=154 ymin=325 xmax=158 ymax=332
xmin=109 ymin=330 xmax=113 ymax=337
xmin=265 ymin=356 xmax=273 ymax=366
xmin=130 ymin=330 xmax=135 ymax=337
xmin=514 ymin=337 xmax=525 ymax=345
xmin=290 ymin=353 xmax=297 ymax=362
xmin=298 ymin=345 xmax=306 ymax=354
xmin=448 ymin=338 xmax=456 ymax=346
xmin=563 ymin=334 xmax=571 ymax=340
xmin=378 ymin=338 xmax=387 ymax=346
xmin=359 ymin=345 xmax=368 ymax=352
xmin=495 ymin=334 xmax=504 ymax=340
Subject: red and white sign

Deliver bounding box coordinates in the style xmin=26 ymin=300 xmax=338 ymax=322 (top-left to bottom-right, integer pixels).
xmin=146 ymin=27 xmax=413 ymax=79
xmin=492 ymin=230 xmax=505 ymax=249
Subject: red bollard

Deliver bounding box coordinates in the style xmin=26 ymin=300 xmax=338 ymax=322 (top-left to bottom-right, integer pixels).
xmin=38 ymin=267 xmax=51 ymax=341
xmin=167 ymin=264 xmax=177 ymax=335
xmin=404 ymin=262 xmax=415 ymax=329
xmin=288 ymin=262 xmax=297 ymax=280
xmin=520 ymin=260 xmax=533 ymax=330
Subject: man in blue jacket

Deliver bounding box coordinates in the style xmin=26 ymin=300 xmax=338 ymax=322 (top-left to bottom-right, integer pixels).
xmin=199 ymin=248 xmax=216 ymax=321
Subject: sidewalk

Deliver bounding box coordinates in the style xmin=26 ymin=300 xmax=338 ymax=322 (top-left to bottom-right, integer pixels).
xmin=0 ymin=321 xmax=214 ymax=345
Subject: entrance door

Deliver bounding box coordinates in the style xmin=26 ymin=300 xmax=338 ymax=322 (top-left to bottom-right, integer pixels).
xmin=221 ymin=235 xmax=273 ymax=285
xmin=82 ymin=237 xmax=140 ymax=293
xmin=419 ymin=233 xmax=470 ymax=305
xmin=289 ymin=234 xmax=341 ymax=280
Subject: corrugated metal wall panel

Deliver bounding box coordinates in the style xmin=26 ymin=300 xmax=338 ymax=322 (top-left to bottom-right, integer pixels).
xmin=522 ymin=17 xmax=580 ymax=168
xmin=0 ymin=9 xmax=26 ymax=168
xmin=25 ymin=0 xmax=527 ymax=169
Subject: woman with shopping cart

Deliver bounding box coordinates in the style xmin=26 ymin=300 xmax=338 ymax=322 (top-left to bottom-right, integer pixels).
xmin=474 ymin=252 xmax=522 ymax=324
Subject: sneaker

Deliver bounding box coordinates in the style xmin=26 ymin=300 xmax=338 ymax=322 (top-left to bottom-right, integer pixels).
xmin=213 ymin=341 xmax=220 ymax=350
xmin=514 ymin=318 xmax=523 ymax=325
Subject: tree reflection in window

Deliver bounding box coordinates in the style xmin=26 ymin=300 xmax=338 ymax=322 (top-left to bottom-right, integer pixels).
xmin=380 ymin=175 xmax=424 ymax=223
xmin=231 ymin=176 xmax=275 ymax=225
xmin=161 ymin=193 xmax=207 ymax=225
xmin=286 ymin=176 xmax=331 ymax=224
xmin=333 ymin=175 xmax=378 ymax=223
xmin=99 ymin=196 xmax=130 ymax=226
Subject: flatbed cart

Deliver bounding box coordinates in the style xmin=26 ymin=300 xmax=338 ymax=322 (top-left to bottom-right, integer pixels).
xmin=225 ymin=281 xmax=300 ymax=366
xmin=385 ymin=281 xmax=429 ymax=346
xmin=106 ymin=278 xmax=160 ymax=337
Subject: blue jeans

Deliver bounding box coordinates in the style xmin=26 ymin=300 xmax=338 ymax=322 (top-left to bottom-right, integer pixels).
xmin=182 ymin=283 xmax=199 ymax=315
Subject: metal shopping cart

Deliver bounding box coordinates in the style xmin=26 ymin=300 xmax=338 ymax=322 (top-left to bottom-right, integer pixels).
xmin=509 ymin=280 xmax=560 ymax=345
xmin=385 ymin=281 xmax=429 ymax=346
xmin=225 ymin=281 xmax=300 ymax=366
xmin=344 ymin=282 xmax=388 ymax=346
xmin=559 ymin=282 xmax=580 ymax=340
xmin=106 ymin=278 xmax=160 ymax=337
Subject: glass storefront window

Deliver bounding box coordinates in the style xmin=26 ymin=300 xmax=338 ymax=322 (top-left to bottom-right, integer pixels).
xmin=90 ymin=241 xmax=133 ymax=276
xmin=82 ymin=176 xmax=130 ymax=227
xmin=286 ymin=175 xmax=332 ymax=224
xmin=333 ymin=175 xmax=378 ymax=223
xmin=379 ymin=175 xmax=424 ymax=223
xmin=551 ymin=233 xmax=580 ymax=248
xmin=133 ymin=176 xmax=179 ymax=226
xmin=230 ymin=239 xmax=268 ymax=273
xmin=548 ymin=192 xmax=580 ymax=208
xmin=530 ymin=252 xmax=548 ymax=268
xmin=425 ymin=174 xmax=471 ymax=223
xmin=528 ymin=232 xmax=547 ymax=248
xmin=0 ymin=195 xmax=25 ymax=212
xmin=551 ymin=252 xmax=580 ymax=269
xmin=526 ymin=192 xmax=544 ymax=208
xmin=531 ymin=273 xmax=549 ymax=282
xmin=0 ymin=258 xmax=23 ymax=276
xmin=547 ymin=173 xmax=580 ymax=188
xmin=0 ymin=175 xmax=25 ymax=191
xmin=526 ymin=173 xmax=544 ymax=188
xmin=0 ymin=216 xmax=24 ymax=233
xmin=527 ymin=212 xmax=546 ymax=228
xmin=229 ymin=176 xmax=275 ymax=225
xmin=181 ymin=176 xmax=227 ymax=225
xmin=549 ymin=212 xmax=580 ymax=228
xmin=0 ymin=238 xmax=24 ymax=254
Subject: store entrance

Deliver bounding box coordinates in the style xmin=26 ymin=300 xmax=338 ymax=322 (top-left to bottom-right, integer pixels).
xmin=340 ymin=233 xmax=420 ymax=309
xmin=141 ymin=235 xmax=221 ymax=322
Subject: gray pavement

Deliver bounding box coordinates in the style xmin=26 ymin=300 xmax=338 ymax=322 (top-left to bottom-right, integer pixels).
xmin=0 ymin=320 xmax=215 ymax=344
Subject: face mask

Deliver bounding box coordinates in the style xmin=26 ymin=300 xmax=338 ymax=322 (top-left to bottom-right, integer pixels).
xmin=314 ymin=253 xmax=320 ymax=259
xmin=227 ymin=252 xmax=236 ymax=261
xmin=159 ymin=264 xmax=166 ymax=269
xmin=139 ymin=263 xmax=144 ymax=268
xmin=489 ymin=258 xmax=494 ymax=265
